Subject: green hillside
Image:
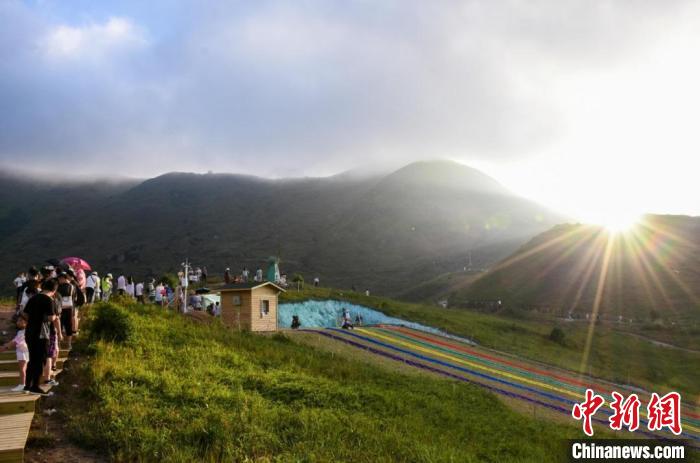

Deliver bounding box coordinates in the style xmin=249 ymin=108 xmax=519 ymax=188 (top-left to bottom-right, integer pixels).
xmin=0 ymin=161 xmax=564 ymax=297
xmin=61 ymin=299 xmax=583 ymax=462
xmin=452 ymin=215 xmax=700 ymax=320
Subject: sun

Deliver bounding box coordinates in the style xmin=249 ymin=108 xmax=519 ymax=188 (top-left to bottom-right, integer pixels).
xmin=600 ymin=214 xmax=641 ymax=234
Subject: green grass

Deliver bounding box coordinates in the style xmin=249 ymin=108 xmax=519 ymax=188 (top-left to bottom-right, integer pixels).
xmin=281 ymin=287 xmax=700 ymax=396
xmin=68 ymin=300 xmax=584 ymax=462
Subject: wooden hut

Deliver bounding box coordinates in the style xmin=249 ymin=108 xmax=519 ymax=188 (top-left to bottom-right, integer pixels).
xmin=216 ymin=281 xmax=285 ymax=332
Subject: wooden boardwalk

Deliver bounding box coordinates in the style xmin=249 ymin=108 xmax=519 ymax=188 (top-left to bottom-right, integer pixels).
xmin=0 ymin=413 xmax=33 ymax=463
xmin=0 ymin=345 xmax=70 ymax=463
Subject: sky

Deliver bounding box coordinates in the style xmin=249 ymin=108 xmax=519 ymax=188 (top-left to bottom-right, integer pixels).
xmin=1 ymin=0 xmax=699 ymax=225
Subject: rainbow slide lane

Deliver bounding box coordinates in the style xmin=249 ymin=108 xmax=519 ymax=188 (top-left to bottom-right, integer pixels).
xmin=303 ymin=326 xmax=700 ymax=447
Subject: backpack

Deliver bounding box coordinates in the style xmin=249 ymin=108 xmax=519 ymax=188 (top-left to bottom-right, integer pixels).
xmin=75 ymin=286 xmax=86 ymax=307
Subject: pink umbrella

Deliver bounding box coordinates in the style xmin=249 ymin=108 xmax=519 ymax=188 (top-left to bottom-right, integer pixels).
xmin=61 ymin=256 xmax=92 ymax=271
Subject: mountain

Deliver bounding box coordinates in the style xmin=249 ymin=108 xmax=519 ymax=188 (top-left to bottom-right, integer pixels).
xmin=0 ymin=160 xmax=565 ymax=296
xmin=452 ymin=215 xmax=700 ymax=319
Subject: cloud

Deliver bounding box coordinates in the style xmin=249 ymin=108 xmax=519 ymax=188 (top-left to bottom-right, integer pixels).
xmin=41 ymin=17 xmax=147 ymax=60
xmin=0 ymin=0 xmax=698 ymax=192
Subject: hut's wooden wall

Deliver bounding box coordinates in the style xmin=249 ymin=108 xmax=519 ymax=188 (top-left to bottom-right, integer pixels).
xmin=220 ymin=285 xmax=278 ymax=332
xmin=220 ymin=290 xmax=252 ymax=330
xmin=250 ymin=285 xmax=278 ymax=332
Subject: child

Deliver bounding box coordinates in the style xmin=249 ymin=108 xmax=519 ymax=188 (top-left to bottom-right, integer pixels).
xmin=0 ymin=314 xmax=29 ymax=392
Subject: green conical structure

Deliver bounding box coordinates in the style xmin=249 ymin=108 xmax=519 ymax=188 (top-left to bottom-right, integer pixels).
xmin=266 ymin=256 xmax=280 ymax=283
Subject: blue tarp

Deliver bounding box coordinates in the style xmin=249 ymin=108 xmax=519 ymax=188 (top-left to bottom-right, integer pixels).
xmin=278 ymin=299 xmax=475 ymax=345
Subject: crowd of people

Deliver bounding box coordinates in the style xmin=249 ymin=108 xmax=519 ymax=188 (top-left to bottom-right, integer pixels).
xmin=340 ymin=307 xmax=364 ymax=330
xmin=2 ymin=263 xmax=226 ymax=395
xmin=2 ymin=261 xmax=371 ymax=394
xmin=2 ymin=265 xmax=87 ymax=395
xmin=223 ymin=266 xmax=289 ymax=287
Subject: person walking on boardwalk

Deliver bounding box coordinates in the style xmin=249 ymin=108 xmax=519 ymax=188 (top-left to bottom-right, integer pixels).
xmin=0 ymin=314 xmax=29 ymax=392
xmin=23 ymin=278 xmax=58 ymax=395
xmin=57 ymin=272 xmax=76 ymax=350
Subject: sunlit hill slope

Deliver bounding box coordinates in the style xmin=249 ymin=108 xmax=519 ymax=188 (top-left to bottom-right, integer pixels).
xmin=454 ymin=215 xmax=700 ymax=320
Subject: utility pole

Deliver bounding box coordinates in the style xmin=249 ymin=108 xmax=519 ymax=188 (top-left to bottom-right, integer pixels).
xmin=182 ymin=259 xmax=190 ymax=310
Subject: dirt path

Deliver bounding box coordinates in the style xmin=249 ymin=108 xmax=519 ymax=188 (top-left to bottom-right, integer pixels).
xmin=617 ymin=330 xmax=700 ymax=355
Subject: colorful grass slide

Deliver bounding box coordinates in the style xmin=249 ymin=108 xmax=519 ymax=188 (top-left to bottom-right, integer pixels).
xmin=304 ymin=325 xmax=700 ymax=447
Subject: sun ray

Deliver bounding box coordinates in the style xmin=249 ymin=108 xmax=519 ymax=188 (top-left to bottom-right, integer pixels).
xmin=623 ymin=232 xmax=668 ymax=316
xmin=532 ymin=229 xmax=593 ymax=282
xmin=564 ymin=230 xmax=608 ymax=317
xmin=488 ymin=225 xmax=589 ymax=274
xmin=578 ymin=232 xmax=616 ymax=376
xmin=631 ymin=222 xmax=700 ymax=307
xmin=626 ymin=231 xmax=676 ymax=311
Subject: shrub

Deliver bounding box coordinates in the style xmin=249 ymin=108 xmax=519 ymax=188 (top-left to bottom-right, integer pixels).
xmin=89 ymin=303 xmax=134 ymax=343
xmin=161 ymin=272 xmax=179 ymax=289
xmin=548 ymin=327 xmax=566 ymax=346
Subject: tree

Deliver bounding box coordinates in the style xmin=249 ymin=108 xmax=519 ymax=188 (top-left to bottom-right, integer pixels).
xmin=292 ymin=273 xmax=304 ymax=291
xmin=548 ymin=327 xmax=566 ymax=346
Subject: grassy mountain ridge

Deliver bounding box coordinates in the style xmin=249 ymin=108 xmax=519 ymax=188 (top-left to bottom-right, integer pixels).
xmin=0 ymin=160 xmax=564 ymax=296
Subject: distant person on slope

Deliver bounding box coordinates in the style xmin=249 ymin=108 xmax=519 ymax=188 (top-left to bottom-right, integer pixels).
xmin=85 ymin=271 xmax=99 ymax=303
xmin=13 ymin=271 xmax=26 ymax=305
xmin=224 ymin=268 xmax=231 ymax=284
xmin=242 ymin=267 xmax=250 ymax=282
xmin=165 ymin=285 xmax=174 ymax=306
xmin=126 ymin=276 xmax=135 ymax=298
xmin=117 ymin=274 xmax=127 ymax=296
xmin=175 ymin=285 xmax=185 ymax=313
xmin=117 ymin=273 xmax=126 ymax=296
xmin=255 ymin=268 xmax=263 ymax=282
xmin=75 ymin=267 xmax=86 ymax=291
xmin=313 ymin=277 xmax=320 ymax=287
xmin=101 ymin=273 xmax=113 ymax=301
xmin=341 ymin=309 xmax=354 ymax=330
xmin=147 ymin=279 xmax=156 ymax=303
xmin=202 ymin=266 xmax=208 ymax=284
xmin=135 ymin=281 xmax=144 ymax=303
xmin=154 ymin=282 xmax=165 ymax=307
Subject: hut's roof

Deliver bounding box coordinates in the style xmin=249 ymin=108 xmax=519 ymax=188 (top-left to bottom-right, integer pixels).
xmin=216 ymin=281 xmax=286 ymax=293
